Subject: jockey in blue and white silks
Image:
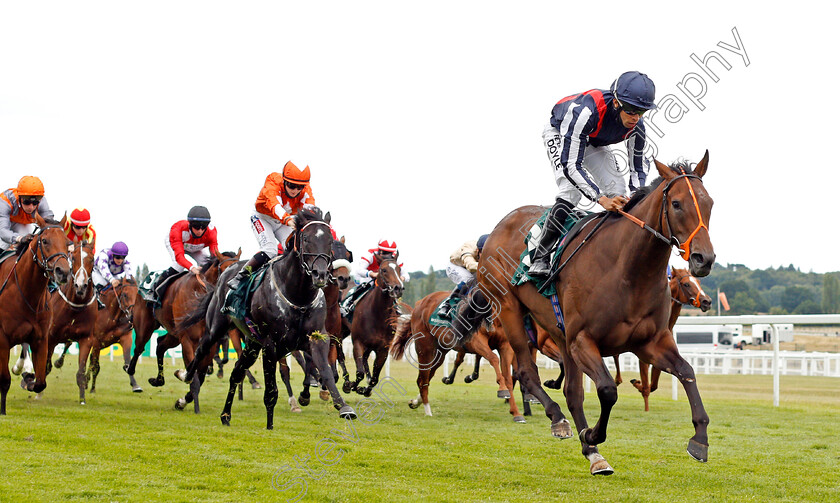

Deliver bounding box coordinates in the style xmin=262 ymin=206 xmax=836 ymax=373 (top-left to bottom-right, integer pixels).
xmin=529 ymin=71 xmax=657 ymax=278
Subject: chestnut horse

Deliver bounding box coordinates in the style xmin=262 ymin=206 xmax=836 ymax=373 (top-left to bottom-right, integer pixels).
xmin=626 ymin=267 xmax=712 ymax=411
xmin=0 ymin=214 xmax=70 ymax=414
xmin=390 ymin=290 xmax=525 ymax=421
xmin=45 ymin=240 xmax=98 ymax=404
xmin=343 ymin=256 xmax=404 ymax=396
xmin=452 ymin=154 xmax=715 ymax=475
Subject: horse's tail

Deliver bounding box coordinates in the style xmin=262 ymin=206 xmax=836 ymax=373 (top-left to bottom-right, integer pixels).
xmin=389 ymin=303 xmax=414 ymax=361
xmin=450 ymin=287 xmax=492 ymax=346
xmin=178 ymin=290 xmax=213 ymax=331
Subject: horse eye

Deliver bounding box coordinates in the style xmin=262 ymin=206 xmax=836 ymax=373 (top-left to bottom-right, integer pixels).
xmin=671 ymin=200 xmax=681 ymax=210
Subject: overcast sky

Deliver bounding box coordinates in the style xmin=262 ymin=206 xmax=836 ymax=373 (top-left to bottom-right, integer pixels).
xmin=1 ymin=2 xmax=836 ymax=276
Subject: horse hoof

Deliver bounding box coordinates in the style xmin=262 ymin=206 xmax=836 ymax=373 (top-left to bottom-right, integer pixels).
xmin=132 ymin=386 xmax=143 ymax=393
xmin=298 ymin=396 xmax=310 ymax=407
xmin=319 ymin=390 xmax=331 ymax=401
xmin=525 ymin=394 xmax=539 ymax=404
xmin=289 ymin=396 xmax=302 ymax=413
xmin=513 ymin=415 xmax=527 ymax=423
xmin=687 ymin=439 xmax=709 ymax=462
xmin=543 ymin=379 xmax=560 ymax=390
xmin=148 ymin=377 xmax=165 ymax=387
xmin=441 ymin=377 xmax=452 ymax=385
xmin=11 ymin=360 xmax=24 ymax=376
xmin=363 ymin=388 xmax=373 ymax=398
xmin=464 ymin=375 xmax=476 ymax=383
xmin=174 ymin=398 xmax=186 ymax=410
xmin=342 ymin=381 xmax=352 ymax=394
xmin=123 ymin=364 xmax=134 ymax=376
xmin=551 ymin=419 xmax=573 ymax=439
xmin=587 ymin=453 xmax=614 ymax=476
xmin=80 ymin=400 xmax=85 ymax=406
xmin=220 ymin=413 xmax=231 ymax=426
xmin=408 ymin=400 xmax=420 ymax=410
xmin=54 ymin=359 xmax=64 ymax=369
xmin=251 ymin=382 xmax=261 ymax=390
xmin=497 ymin=390 xmax=511 ymax=399
xmin=216 ymin=370 xmax=224 ymax=379
xmin=174 ymin=369 xmax=190 ymax=383
xmin=338 ymin=405 xmax=357 ymax=420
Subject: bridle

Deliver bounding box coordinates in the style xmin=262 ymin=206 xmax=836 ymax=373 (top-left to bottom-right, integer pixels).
xmin=292 ymin=221 xmax=333 ymax=277
xmin=669 ymin=270 xmax=705 ymax=309
xmin=618 ymin=168 xmax=708 ymax=260
xmin=375 ymin=257 xmax=402 ymax=295
xmin=0 ymin=225 xmax=70 ymax=312
xmin=56 ymin=243 xmax=95 ymax=308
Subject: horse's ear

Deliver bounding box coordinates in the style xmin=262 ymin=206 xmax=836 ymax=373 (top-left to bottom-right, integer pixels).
xmin=340 ymin=235 xmax=345 ymax=244
xmin=653 ymin=158 xmax=677 ymax=181
xmin=693 ymin=150 xmax=709 ymax=178
xmin=324 ymin=211 xmax=331 ymax=225
xmin=35 ymin=212 xmax=47 ymax=229
xmin=235 ymin=247 xmax=242 ymax=259
xmin=59 ymin=212 xmax=67 ymax=226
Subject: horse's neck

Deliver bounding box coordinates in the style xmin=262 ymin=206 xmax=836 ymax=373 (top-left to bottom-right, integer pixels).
xmin=276 ymin=253 xmax=317 ymax=304
xmin=367 ymin=284 xmax=392 ymax=312
xmin=14 ymin=248 xmax=48 ymax=305
xmin=204 ymin=264 xmax=220 ymax=284
xmin=614 ymin=189 xmax=672 ymax=284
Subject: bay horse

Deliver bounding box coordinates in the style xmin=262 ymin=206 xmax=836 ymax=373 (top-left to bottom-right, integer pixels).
xmin=177 ymin=208 xmax=357 ymax=428
xmin=452 ymin=153 xmax=715 ymax=475
xmin=0 ymin=213 xmax=71 ymax=414
xmin=45 ymin=240 xmax=98 ymax=404
xmin=343 ymin=256 xmax=404 ymax=396
xmin=390 ymin=290 xmax=524 ymax=421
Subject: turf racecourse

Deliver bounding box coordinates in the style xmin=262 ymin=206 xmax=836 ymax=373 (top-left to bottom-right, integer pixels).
xmin=1 ymin=357 xmax=837 ymax=502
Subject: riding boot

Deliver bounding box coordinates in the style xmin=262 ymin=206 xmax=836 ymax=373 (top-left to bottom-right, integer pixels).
xmin=438 ymin=282 xmax=465 ymax=319
xmin=94 ymin=285 xmax=106 ymax=310
xmin=528 ymin=197 xmax=574 ymax=278
xmin=152 ymin=267 xmax=178 ymax=304
xmin=226 ymin=252 xmax=270 ymax=291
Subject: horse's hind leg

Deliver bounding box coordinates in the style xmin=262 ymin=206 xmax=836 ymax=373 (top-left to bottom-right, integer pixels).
xmin=126 ymin=304 xmax=156 ymax=376
xmin=54 ymin=343 xmax=70 ymax=369
xmin=149 ymin=333 xmax=176 ymax=387
xmin=613 ymin=355 xmax=623 ymax=385
xmin=0 ymin=347 xmax=11 ymax=415
xmin=499 ymin=308 xmax=572 ymax=438
xmin=76 ymin=339 xmax=93 ymax=405
xmin=631 ymin=361 xmax=652 ymax=411
xmin=357 ymin=349 xmax=387 ymax=397
xmin=466 ymin=355 xmax=482 ymax=383
xmin=88 ymin=349 xmax=101 ymax=393
xmin=262 ymin=346 xmax=279 ymax=430
xmin=221 ymin=339 xmax=261 ymax=426
xmin=641 ymin=341 xmax=710 ymax=462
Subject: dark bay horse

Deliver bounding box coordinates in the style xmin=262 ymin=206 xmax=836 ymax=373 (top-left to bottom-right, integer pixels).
xmin=45 ymin=240 xmax=98 ymax=404
xmin=390 ymin=290 xmax=524 ymax=421
xmin=177 ymin=208 xmax=357 ymax=428
xmin=452 ymin=153 xmax=715 ymax=475
xmin=125 ymin=249 xmax=240 ymax=386
xmin=0 ymin=214 xmax=70 ymax=414
xmin=343 ymin=256 xmax=404 ymax=396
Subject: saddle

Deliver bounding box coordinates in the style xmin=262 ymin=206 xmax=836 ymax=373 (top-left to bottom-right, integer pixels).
xmin=222 ymin=260 xmax=273 ymax=319
xmin=138 ymin=270 xmax=187 ymax=306
xmin=511 ymin=207 xmax=597 ymax=296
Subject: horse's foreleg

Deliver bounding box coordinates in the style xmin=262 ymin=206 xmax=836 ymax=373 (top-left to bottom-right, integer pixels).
xmin=126 ymin=305 xmax=155 ymax=376
xmin=148 ymin=333 xmax=173 ymax=387
xmin=278 ymin=359 xmax=299 ymax=411
xmin=349 ymin=338 xmax=366 ymax=392
xmin=642 ymin=341 xmax=709 ymax=462
xmin=310 ymin=337 xmax=355 ymax=419
xmin=471 ymin=338 xmax=506 ymax=397
xmin=357 ymin=349 xmax=388 ymax=397
xmin=630 ymin=361 xmax=652 ymax=411
xmin=54 ymin=343 xmax=70 ymax=369
xmin=28 ymin=335 xmax=49 ymax=393
xmin=76 ymin=339 xmax=93 ymax=404
xmin=568 ymin=333 xmax=617 ymax=449
xmin=0 ymin=349 xmax=11 ymax=415
xmin=221 ymin=339 xmax=261 ymax=426
xmin=501 ymin=345 xmax=526 ymax=422
xmin=89 ymin=349 xmax=101 ymax=393
xmin=613 ymin=355 xmax=623 ymax=385
xmin=262 ymin=346 xmax=279 ymax=430
xmin=119 ymin=333 xmax=142 ymax=392
xmin=442 ymin=350 xmax=466 ymax=385
xmin=467 ymin=354 xmax=482 ymax=383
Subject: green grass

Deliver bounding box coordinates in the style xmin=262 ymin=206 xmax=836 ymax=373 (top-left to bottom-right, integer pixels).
xmin=1 ymin=357 xmax=838 ymax=502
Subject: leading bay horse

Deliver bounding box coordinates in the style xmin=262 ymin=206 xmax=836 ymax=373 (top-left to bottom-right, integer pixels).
xmin=0 ymin=214 xmax=70 ymax=414
xmin=452 ymin=153 xmax=715 ymax=475
xmin=177 ymin=208 xmax=356 ymax=428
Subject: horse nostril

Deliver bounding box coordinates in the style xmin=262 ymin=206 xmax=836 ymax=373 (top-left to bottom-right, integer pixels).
xmin=690 ymin=253 xmax=705 ymax=266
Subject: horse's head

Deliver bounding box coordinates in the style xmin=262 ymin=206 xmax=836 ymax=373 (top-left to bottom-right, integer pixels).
xmin=376 ymin=257 xmax=404 ymax=299
xmin=654 ymin=151 xmax=715 ymax=277
xmin=33 ymin=213 xmax=71 ymax=285
xmin=330 ymin=237 xmax=353 ymax=290
xmin=69 ymin=240 xmax=95 ymax=299
xmin=205 ymin=248 xmax=242 ymax=283
xmin=669 ymin=267 xmax=712 ymax=311
xmin=292 ymin=208 xmax=333 ymax=288
xmin=115 ymin=277 xmax=139 ymax=325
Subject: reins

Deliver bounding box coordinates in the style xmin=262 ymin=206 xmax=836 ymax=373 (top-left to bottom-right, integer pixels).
xmin=0 ymin=225 xmax=69 ymax=312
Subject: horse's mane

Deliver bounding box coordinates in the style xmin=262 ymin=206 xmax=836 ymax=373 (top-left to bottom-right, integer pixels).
xmin=200 ymin=250 xmax=239 ymax=273
xmin=619 ymin=159 xmax=696 ymax=213
xmin=280 ymin=207 xmax=325 ymax=258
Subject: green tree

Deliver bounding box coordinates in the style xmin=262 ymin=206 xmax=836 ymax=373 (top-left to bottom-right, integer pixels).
xmin=793 ymin=299 xmax=821 ymax=314
xmin=729 ymin=291 xmax=756 ymax=315
xmin=781 ymin=286 xmax=814 ymax=312
xmin=822 ymin=274 xmax=840 ymax=314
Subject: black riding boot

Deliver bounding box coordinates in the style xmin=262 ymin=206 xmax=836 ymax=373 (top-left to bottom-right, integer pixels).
xmin=528 ymin=198 xmax=573 ymax=278
xmin=151 ymin=267 xmax=178 ymax=303
xmin=438 ymin=283 xmax=465 ymax=319
xmin=94 ymin=284 xmax=106 ymax=310
xmin=226 ymin=252 xmax=270 ymax=291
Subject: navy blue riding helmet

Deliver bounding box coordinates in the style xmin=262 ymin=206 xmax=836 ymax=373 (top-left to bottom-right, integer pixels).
xmin=477 ymin=234 xmax=489 ymax=251
xmin=611 ymin=71 xmax=656 ymax=110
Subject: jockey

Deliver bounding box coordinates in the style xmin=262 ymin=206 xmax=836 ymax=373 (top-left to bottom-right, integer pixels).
xmin=93 ymin=241 xmax=133 ymax=290
xmin=63 ymin=207 xmax=97 ymax=252
xmin=345 ymin=239 xmax=410 ymax=303
xmin=439 ymin=234 xmax=488 ymax=319
xmin=152 ymin=205 xmax=218 ymax=298
xmin=0 ymin=175 xmax=55 ymax=251
xmin=529 ymin=71 xmax=656 ymax=278
xmin=227 ymin=161 xmax=316 ymax=291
